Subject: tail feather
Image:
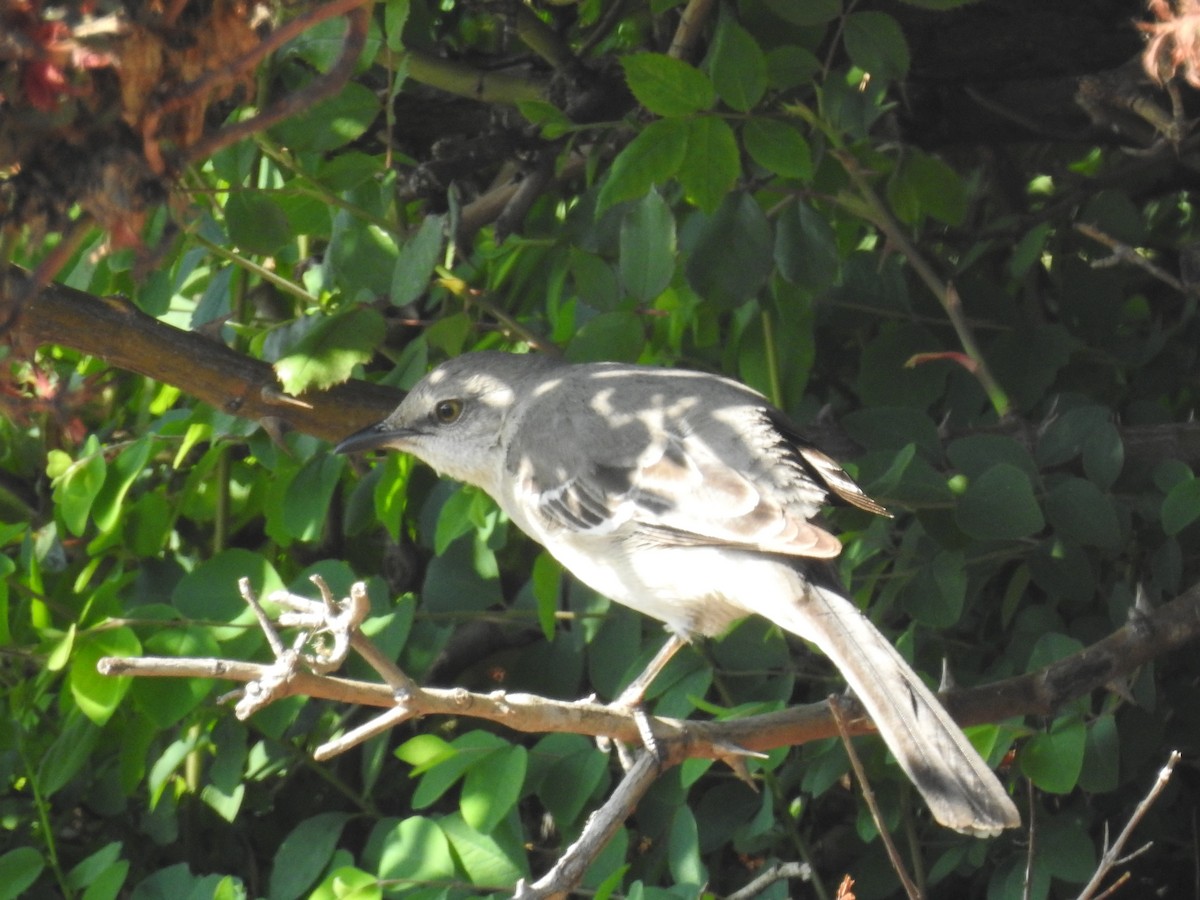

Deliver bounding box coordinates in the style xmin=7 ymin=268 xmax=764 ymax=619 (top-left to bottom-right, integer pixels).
xmin=755 ymin=581 xmax=1020 ymax=837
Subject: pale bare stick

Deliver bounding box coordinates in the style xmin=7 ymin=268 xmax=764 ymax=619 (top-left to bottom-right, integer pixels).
xmin=1075 ymin=751 xmax=1182 ymax=900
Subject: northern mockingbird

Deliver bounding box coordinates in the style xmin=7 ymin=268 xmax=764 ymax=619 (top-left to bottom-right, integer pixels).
xmin=335 ymin=351 xmax=1020 ymax=837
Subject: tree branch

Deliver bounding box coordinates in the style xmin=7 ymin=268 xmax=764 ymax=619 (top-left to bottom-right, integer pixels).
xmin=10 ymin=267 xmax=402 ymax=441
xmin=98 ymin=578 xmax=1200 ymax=763
xmin=14 ymin=268 xmax=1200 ymax=469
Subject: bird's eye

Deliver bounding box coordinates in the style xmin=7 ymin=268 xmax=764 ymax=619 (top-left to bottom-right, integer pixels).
xmin=434 ymin=398 xmax=463 ymax=423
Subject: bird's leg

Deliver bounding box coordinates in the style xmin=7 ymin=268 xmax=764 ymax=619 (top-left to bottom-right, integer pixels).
xmin=613 ymin=632 xmax=689 ymax=709
xmin=606 ymin=632 xmax=689 ymax=763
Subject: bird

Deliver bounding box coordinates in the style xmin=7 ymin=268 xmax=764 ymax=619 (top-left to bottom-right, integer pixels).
xmin=334 ymin=350 xmax=1020 ymax=837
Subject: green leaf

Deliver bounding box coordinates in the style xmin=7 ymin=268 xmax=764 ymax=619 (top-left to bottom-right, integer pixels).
xmin=310 ymin=867 xmax=380 ymax=900
xmin=1020 ymin=715 xmax=1087 ymax=794
xmin=621 ymin=53 xmax=715 ymax=117
xmin=678 ymin=116 xmax=740 ymax=213
xmin=280 ymin=455 xmax=346 ymax=541
xmin=1162 ymin=476 xmax=1200 ymax=535
xmin=284 ymin=17 xmax=365 ymax=72
xmin=708 ymin=19 xmax=767 ymax=113
xmin=517 ymin=99 xmax=574 ymax=139
xmin=411 ymin=731 xmax=507 ymax=808
xmin=66 ymin=842 xmax=123 ymax=892
xmin=52 ymin=438 xmax=106 ymax=537
xmin=597 ymin=118 xmax=689 ymax=214
xmin=269 ymin=812 xmax=351 ymax=900
xmin=309 ymin=868 xmax=379 ymax=900
xmin=903 ymin=550 xmax=967 ymax=627
xmin=1044 ymin=477 xmax=1121 ymax=549
xmin=1079 ymin=714 xmax=1120 ymax=794
xmin=434 ymin=485 xmax=479 ymax=555
xmin=570 ymin=249 xmax=622 ymax=312
xmin=765 ymin=45 xmax=821 ymax=89
xmin=424 ymin=310 xmax=472 ymax=357
xmin=843 ymin=11 xmax=910 ymax=82
xmin=275 ymin=308 xmax=386 ymax=394
xmin=988 ymin=324 xmax=1077 ymax=412
xmin=131 ymin=628 xmax=219 ymax=728
xmin=947 ymin=434 xmax=1039 ymax=482
xmin=422 ymin=537 xmax=504 ymax=614
xmin=888 ymin=150 xmax=967 ymax=226
xmin=685 ymin=192 xmax=774 ymax=307
xmin=743 ymin=119 xmax=812 ymax=180
xmin=384 ymin=0 xmax=410 ymax=52
xmin=327 ymin=210 xmax=399 ymax=297
xmin=565 ymin=310 xmax=646 ymax=363
xmin=1082 ymin=421 xmax=1124 ymax=490
xmin=316 ymin=152 xmax=381 ymax=191
xmin=69 ymin=627 xmax=141 ymax=725
xmin=225 ymin=192 xmax=292 ymax=256
xmin=395 ymin=733 xmax=455 ymax=772
xmin=531 ymin=552 xmax=563 ymax=642
xmin=1009 ymin=222 xmax=1052 ymax=278
xmin=391 ymin=214 xmax=445 ymax=307
xmin=271 ymin=81 xmax=381 ymax=153
xmin=761 ymin=0 xmax=839 ymax=25
xmin=956 ymin=463 xmax=1045 ymax=541
xmin=1029 ymin=540 xmax=1097 ymax=608
xmin=38 ymin=713 xmax=101 ymax=795
xmin=173 ymin=548 xmax=284 ymax=625
xmin=461 ymin=744 xmax=526 ymax=833
xmin=90 ymin=436 xmax=152 ymax=534
xmin=619 ymin=189 xmax=676 ymax=302
xmin=439 ymin=813 xmax=529 ymax=886
xmin=0 ymin=847 xmax=44 ymax=900
xmin=667 ymin=806 xmax=705 ymax=886
xmin=1026 ymin=631 xmax=1085 ymax=672
xmin=375 ymin=816 xmax=457 ymax=882
xmin=774 ymin=200 xmax=838 ymax=290
xmin=537 ymin=743 xmax=608 ymax=827
xmin=1037 ymin=815 xmax=1099 ymax=882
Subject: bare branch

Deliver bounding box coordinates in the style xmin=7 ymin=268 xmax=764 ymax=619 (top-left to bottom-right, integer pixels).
xmin=1075 ymin=751 xmax=1182 ymax=900
xmin=97 ymin=580 xmax=1200 ymax=767
xmin=725 ymin=862 xmax=815 ymax=900
xmin=514 ymin=749 xmax=663 ymax=899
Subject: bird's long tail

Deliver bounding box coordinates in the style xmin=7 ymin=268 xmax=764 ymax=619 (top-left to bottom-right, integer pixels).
xmin=754 ymin=580 xmax=1020 ymax=837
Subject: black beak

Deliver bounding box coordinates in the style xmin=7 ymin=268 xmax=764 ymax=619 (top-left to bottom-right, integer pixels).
xmin=334 ymin=421 xmax=406 ymax=455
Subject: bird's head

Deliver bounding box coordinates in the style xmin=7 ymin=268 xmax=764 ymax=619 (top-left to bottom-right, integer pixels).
xmin=334 ymin=352 xmax=558 ymax=490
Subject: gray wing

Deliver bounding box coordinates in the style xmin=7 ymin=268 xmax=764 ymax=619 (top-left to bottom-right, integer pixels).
xmin=509 ymin=375 xmax=881 ymax=558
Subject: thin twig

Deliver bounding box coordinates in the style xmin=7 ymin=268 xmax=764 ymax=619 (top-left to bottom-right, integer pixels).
xmin=725 ymin=862 xmax=813 ymax=900
xmin=828 ymin=146 xmax=1011 ymax=417
xmin=1091 ymin=871 xmax=1131 ymax=900
xmin=1074 ymin=222 xmax=1194 ymax=296
xmin=1076 ymin=750 xmax=1181 ymax=900
xmin=830 ymin=696 xmax=922 ymax=900
xmin=1024 ymin=778 xmax=1037 ymax=900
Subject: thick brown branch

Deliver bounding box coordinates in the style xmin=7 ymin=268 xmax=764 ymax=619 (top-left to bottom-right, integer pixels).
xmin=11 ymin=268 xmax=401 ymax=441
xmin=15 ymin=269 xmax=1200 ymax=471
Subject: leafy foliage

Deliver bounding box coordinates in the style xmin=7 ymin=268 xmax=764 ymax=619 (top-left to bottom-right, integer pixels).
xmin=3 ymin=1 xmax=1200 ymax=898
